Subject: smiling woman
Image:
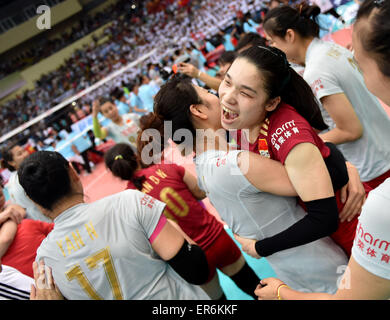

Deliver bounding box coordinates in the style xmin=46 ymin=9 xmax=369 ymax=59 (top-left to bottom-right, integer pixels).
xmin=143 ymin=74 xmax=349 ymax=293
xmin=252 ymin=0 xmax=390 ymax=300
xmin=219 ymin=45 xmax=367 ymax=257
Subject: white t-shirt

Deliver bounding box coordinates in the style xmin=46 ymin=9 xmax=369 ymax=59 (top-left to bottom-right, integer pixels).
xmin=36 ymin=190 xmax=209 ymax=300
xmin=5 ymin=172 xmax=51 ymax=223
xmin=196 ymin=149 xmax=348 ymax=293
xmin=310 ymin=0 xmax=333 ymax=13
xmin=106 ymin=113 xmax=141 ymax=147
xmin=352 ymin=178 xmax=390 ymax=280
xmin=0 ymin=265 xmax=33 ymax=300
xmin=304 ymin=38 xmax=390 ymax=181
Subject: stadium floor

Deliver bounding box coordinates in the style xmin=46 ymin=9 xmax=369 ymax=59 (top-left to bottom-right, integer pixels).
xmin=79 ymin=27 xmax=390 ymax=300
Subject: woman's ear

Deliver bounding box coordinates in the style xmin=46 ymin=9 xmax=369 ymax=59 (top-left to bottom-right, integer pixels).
xmin=68 ymin=162 xmax=81 ymax=184
xmin=265 ymin=97 xmax=281 ymax=112
xmin=285 ymin=28 xmax=295 ymax=44
xmin=189 ymin=104 xmax=208 ymax=120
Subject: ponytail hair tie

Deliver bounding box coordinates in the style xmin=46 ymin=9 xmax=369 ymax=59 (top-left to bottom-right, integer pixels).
xmin=114 ymin=155 xmax=123 ymax=161
xmin=298 ymin=3 xmax=304 ymax=14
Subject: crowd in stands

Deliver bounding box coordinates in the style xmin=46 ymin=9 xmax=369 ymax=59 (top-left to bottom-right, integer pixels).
xmin=0 ymin=0 xmax=140 ymax=80
xmin=0 ymin=0 xmax=266 ymax=144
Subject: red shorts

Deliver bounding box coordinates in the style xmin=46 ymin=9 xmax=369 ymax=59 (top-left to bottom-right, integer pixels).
xmin=363 ymin=169 xmax=390 ymax=190
xmin=203 ymin=227 xmax=242 ymax=282
xmin=330 ymin=182 xmax=373 ymax=257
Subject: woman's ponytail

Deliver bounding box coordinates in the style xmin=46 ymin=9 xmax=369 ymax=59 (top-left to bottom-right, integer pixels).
xmin=264 ymin=2 xmax=321 ymax=39
xmin=104 ymin=143 xmax=145 ymax=190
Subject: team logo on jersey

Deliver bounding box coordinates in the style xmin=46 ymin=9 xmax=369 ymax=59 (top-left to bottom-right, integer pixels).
xmin=258 ymin=138 xmax=270 ymax=158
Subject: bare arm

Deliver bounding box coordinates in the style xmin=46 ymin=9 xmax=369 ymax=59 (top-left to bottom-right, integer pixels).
xmin=256 ymin=256 xmax=390 ymax=300
xmin=237 ymin=151 xmax=297 ymax=197
xmin=319 ymin=93 xmax=363 ymax=144
xmin=151 ymin=217 xmax=185 ymax=261
xmin=92 ymin=99 xmax=108 ymax=139
xmin=284 ymin=143 xmax=334 ymax=201
xmin=0 ymin=219 xmax=17 ymax=259
xmin=177 ymin=62 xmax=222 ymax=91
xmin=235 ymin=144 xmax=338 ymax=258
xmin=182 ymin=169 xmax=206 ymax=200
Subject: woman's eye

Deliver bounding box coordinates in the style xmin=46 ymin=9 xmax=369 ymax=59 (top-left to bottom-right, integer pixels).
xmin=240 ymin=91 xmax=250 ymax=97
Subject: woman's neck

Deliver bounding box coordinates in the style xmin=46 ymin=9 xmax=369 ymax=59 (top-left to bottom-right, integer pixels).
xmin=49 ymin=195 xmax=85 ymax=221
xmin=195 ymin=128 xmax=229 ymax=155
xmin=245 ymin=123 xmax=262 ymax=144
xmin=112 ymin=116 xmax=123 ymax=125
xmin=298 ymin=37 xmax=315 ymax=66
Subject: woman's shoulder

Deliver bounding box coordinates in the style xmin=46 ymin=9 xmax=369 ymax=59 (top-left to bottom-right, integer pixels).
xmin=269 ymin=102 xmax=307 ymax=126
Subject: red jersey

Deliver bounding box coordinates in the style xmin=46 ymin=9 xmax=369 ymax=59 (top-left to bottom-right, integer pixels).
xmin=236 ymin=103 xmax=330 ymax=163
xmin=127 ymin=163 xmax=223 ymax=251
xmin=2 ymin=219 xmax=54 ymax=278
xmin=235 ymin=102 xmax=358 ymax=256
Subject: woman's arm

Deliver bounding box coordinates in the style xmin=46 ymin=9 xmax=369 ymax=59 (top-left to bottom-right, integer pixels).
xmin=182 ymin=169 xmax=206 ymax=200
xmin=255 ymin=256 xmax=390 ymax=300
xmin=284 ymin=142 xmax=334 ymax=201
xmin=177 ymin=62 xmax=222 ymax=91
xmin=319 ymin=93 xmax=363 ymax=144
xmin=0 ymin=219 xmax=17 ymax=259
xmin=237 ymin=151 xmax=297 ymax=197
xmin=92 ymin=100 xmax=108 ymax=140
xmin=151 ymin=216 xmax=209 ymax=285
xmin=235 ymin=143 xmax=339 ymax=258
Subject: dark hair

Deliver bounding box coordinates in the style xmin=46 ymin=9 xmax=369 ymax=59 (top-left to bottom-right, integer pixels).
xmin=104 ymin=143 xmax=145 ymax=190
xmin=263 ymin=3 xmax=321 ymax=39
xmin=218 ymin=51 xmax=237 ymax=66
xmin=110 ymin=87 xmax=124 ymax=100
xmin=0 ymin=146 xmax=17 ymax=171
xmin=18 ymin=151 xmax=71 ymax=210
xmin=153 ymin=75 xmax=200 ymax=145
xmin=99 ymin=96 xmax=114 ymax=105
xmin=356 ymin=0 xmax=390 ymax=77
xmin=235 ymin=32 xmax=267 ymax=52
xmin=137 ymin=75 xmax=200 ymax=160
xmin=238 ymin=45 xmax=328 ymax=130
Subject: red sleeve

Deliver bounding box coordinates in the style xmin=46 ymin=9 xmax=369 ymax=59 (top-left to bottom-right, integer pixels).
xmin=268 ymin=107 xmax=326 ymax=164
xmin=39 ymin=221 xmax=54 ymax=236
xmin=173 ymin=164 xmax=185 ymax=179
xmin=161 ymin=163 xmax=185 ymax=179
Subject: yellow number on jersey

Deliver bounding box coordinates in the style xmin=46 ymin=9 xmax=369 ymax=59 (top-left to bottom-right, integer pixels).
xmin=160 ymin=187 xmax=189 ymax=222
xmin=65 ymin=247 xmax=123 ymax=300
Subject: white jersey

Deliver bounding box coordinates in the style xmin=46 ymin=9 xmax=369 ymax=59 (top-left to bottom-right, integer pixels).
xmin=0 ymin=265 xmax=33 ymax=300
xmin=196 ymin=149 xmax=348 ymax=293
xmin=5 ymin=172 xmax=51 ymax=223
xmin=36 ymin=190 xmax=209 ymax=300
xmin=106 ymin=113 xmax=141 ymax=147
xmin=352 ymin=178 xmax=390 ymax=280
xmin=304 ymin=38 xmax=390 ymax=181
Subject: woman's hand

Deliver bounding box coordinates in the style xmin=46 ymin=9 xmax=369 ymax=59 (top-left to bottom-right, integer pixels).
xmin=178 ymin=62 xmax=199 ymax=78
xmin=233 ymin=234 xmax=261 ymax=259
xmin=30 ymin=260 xmax=64 ymax=300
xmin=255 ymin=278 xmax=285 ymax=300
xmin=339 ymin=162 xmax=366 ymax=222
xmin=0 ymin=204 xmax=26 ymax=225
xmin=92 ymin=99 xmax=100 ymax=118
